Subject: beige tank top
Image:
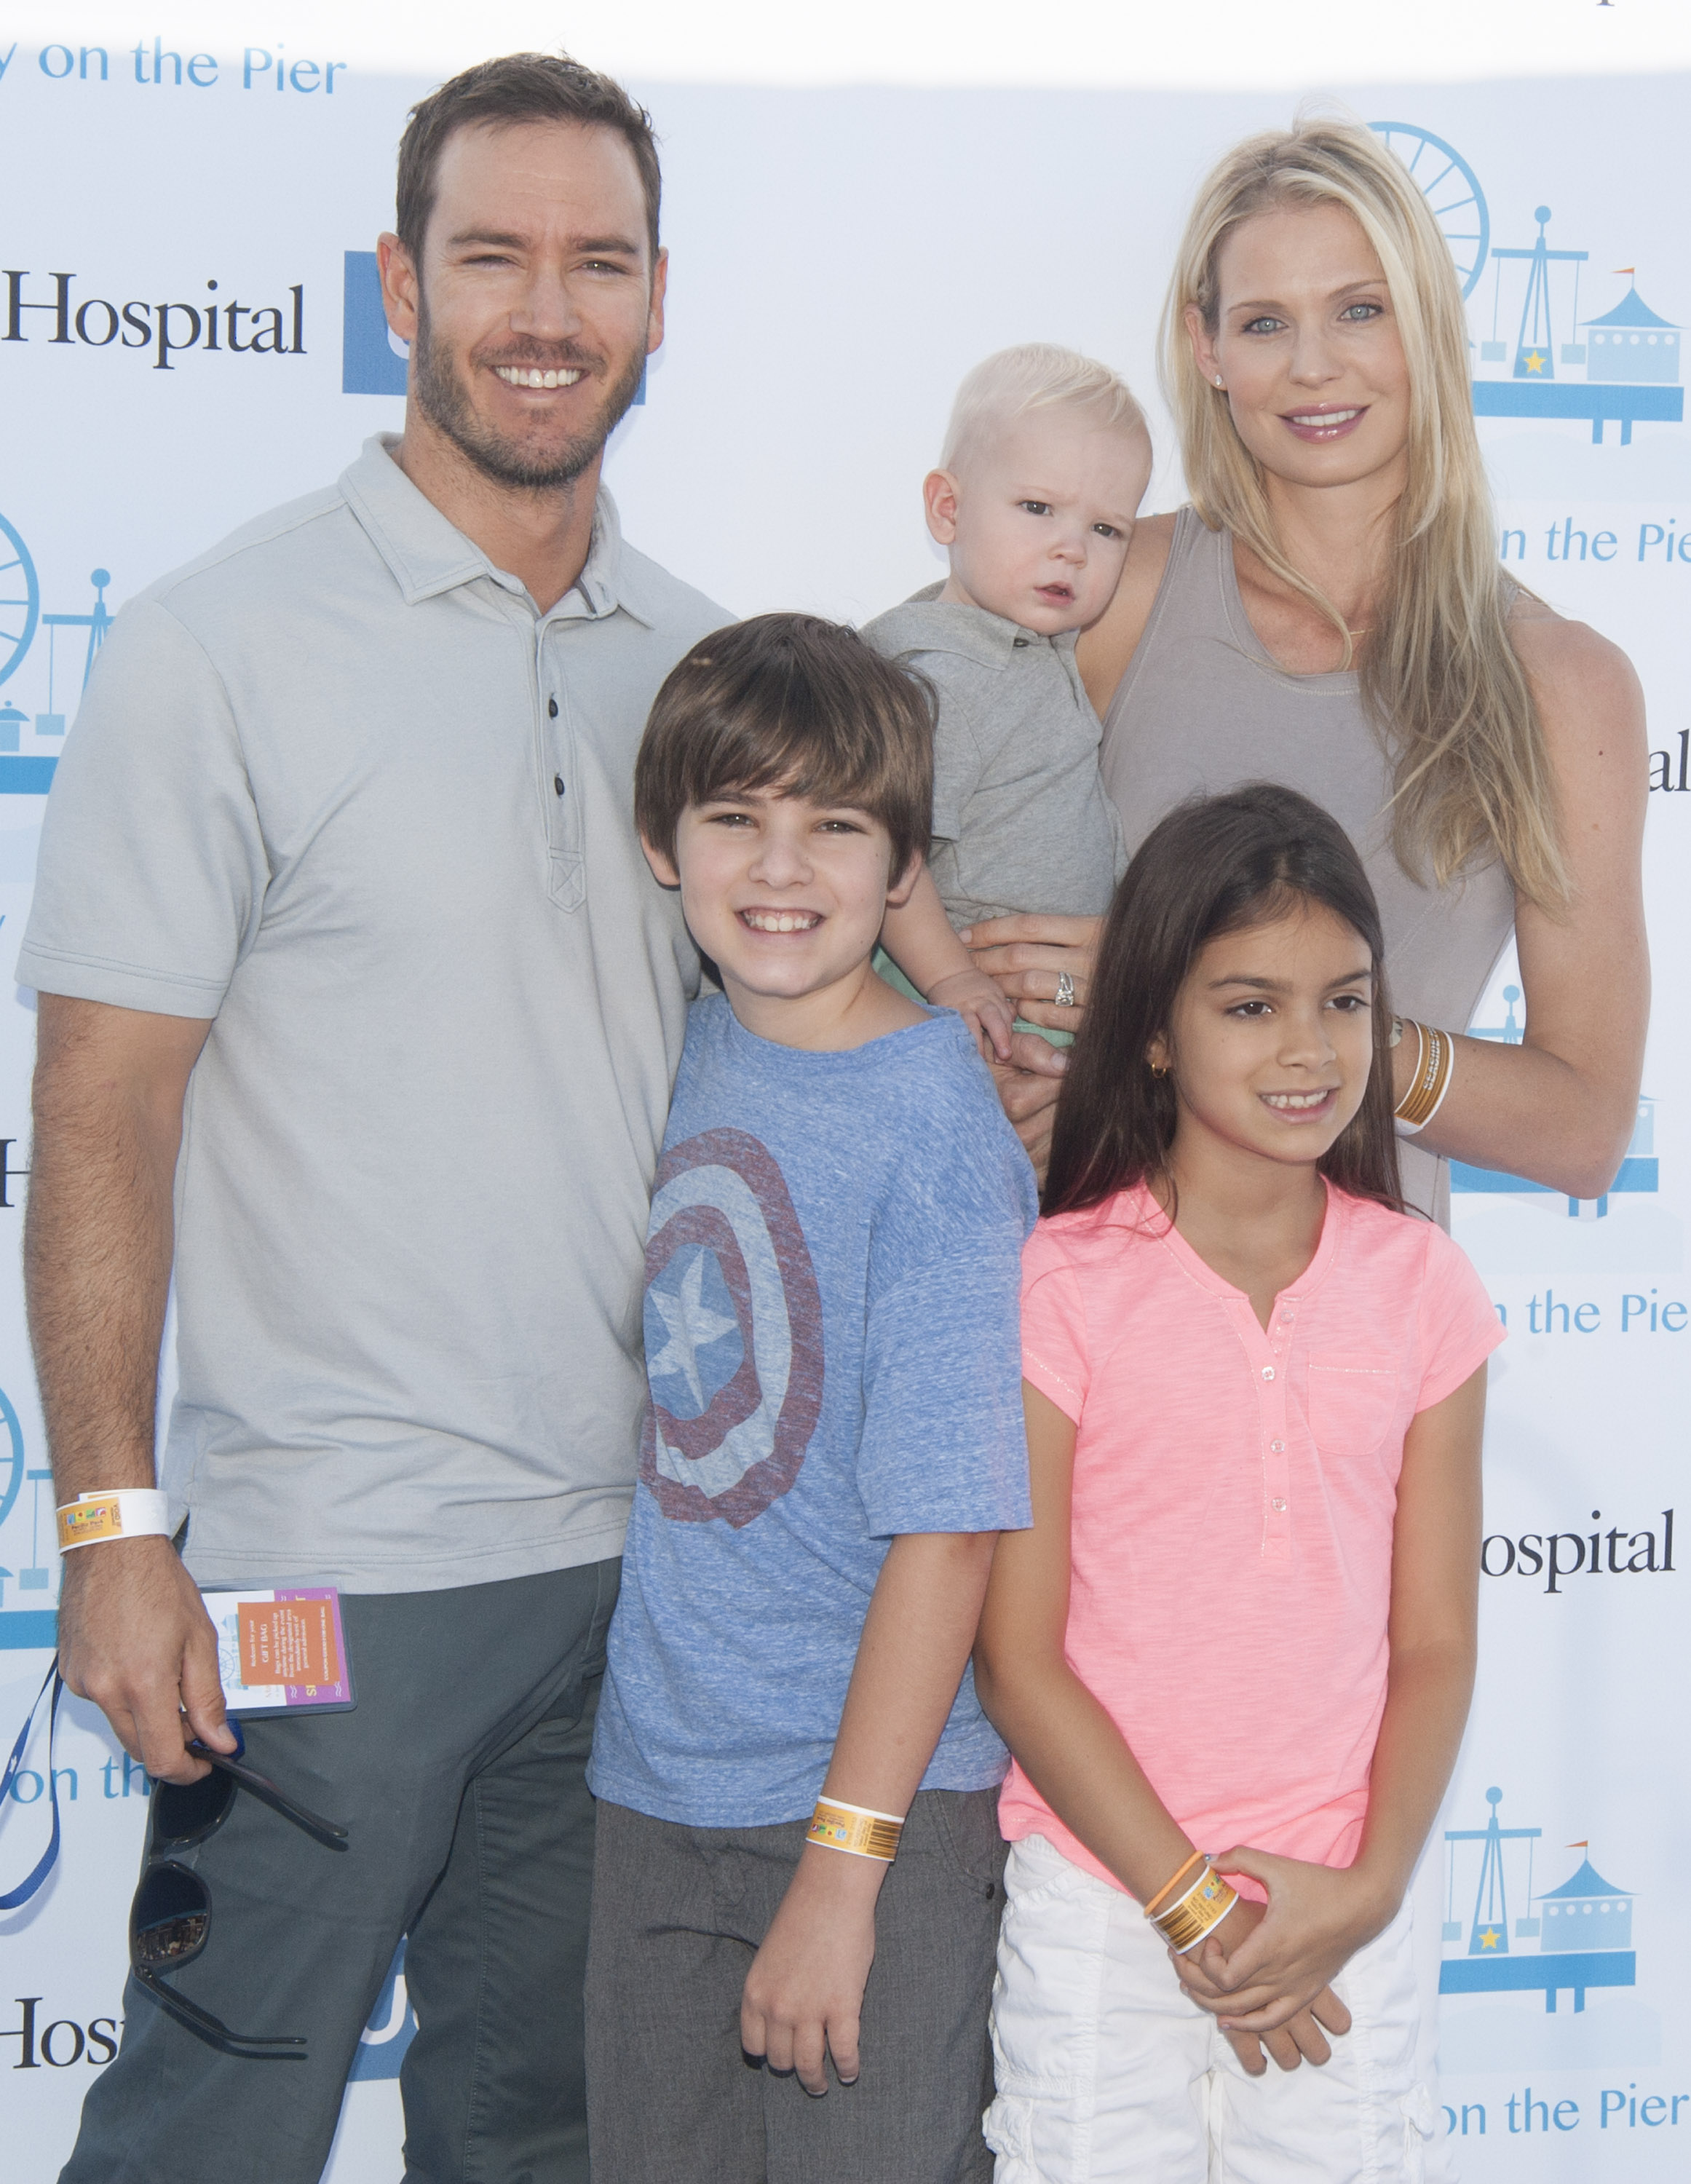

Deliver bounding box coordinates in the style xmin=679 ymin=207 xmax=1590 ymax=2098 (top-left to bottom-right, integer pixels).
xmin=1101 ymin=507 xmax=1516 ymax=1225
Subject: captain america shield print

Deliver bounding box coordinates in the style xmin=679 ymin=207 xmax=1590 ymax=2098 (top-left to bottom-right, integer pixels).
xmin=640 ymin=1127 xmax=825 ymax=1527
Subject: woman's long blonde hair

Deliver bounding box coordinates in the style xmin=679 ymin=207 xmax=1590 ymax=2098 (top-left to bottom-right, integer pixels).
xmin=1165 ymin=120 xmax=1566 ymax=908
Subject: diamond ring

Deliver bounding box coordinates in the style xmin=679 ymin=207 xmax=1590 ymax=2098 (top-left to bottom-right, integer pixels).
xmin=1054 ymin=972 xmax=1076 ymax=1010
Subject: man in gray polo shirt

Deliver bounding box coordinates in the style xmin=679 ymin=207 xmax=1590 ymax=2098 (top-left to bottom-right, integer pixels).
xmin=22 ymin=52 xmax=725 ymax=2184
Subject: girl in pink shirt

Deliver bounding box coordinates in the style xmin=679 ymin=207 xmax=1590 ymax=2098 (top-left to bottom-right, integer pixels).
xmin=975 ymin=783 xmax=1502 ymax=2184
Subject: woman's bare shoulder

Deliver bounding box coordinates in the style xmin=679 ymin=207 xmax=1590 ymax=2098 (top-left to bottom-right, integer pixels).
xmin=1508 ymin=592 xmax=1644 ymax=737
xmin=1077 ymin=510 xmax=1180 ymax=716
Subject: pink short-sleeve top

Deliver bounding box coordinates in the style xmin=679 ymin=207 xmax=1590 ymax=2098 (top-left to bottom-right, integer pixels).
xmin=1000 ymin=1182 xmax=1504 ymax=1890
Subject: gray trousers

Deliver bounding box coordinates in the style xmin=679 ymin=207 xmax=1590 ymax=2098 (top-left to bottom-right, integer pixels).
xmin=62 ymin=1558 xmax=619 ymax=2184
xmin=585 ymin=1789 xmax=1006 ymax=2183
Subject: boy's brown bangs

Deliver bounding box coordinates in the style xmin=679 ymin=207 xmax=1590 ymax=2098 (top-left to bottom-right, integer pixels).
xmin=635 ymin=614 xmax=935 ymax=878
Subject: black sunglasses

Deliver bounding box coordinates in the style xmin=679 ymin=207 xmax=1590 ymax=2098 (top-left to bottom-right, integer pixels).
xmin=130 ymin=1722 xmax=349 ymax=2062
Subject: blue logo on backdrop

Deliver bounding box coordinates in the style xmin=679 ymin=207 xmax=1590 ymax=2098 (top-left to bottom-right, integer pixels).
xmin=1373 ymin=122 xmax=1684 ymax=446
xmin=346 ymin=1938 xmax=419 ymax=2079
xmin=0 ymin=512 xmax=110 ymax=793
xmin=1451 ymin=985 xmax=1658 ymax=1216
xmin=342 ymin=251 xmax=408 ymax=396
xmin=0 ymin=1382 xmax=58 ymax=1651
xmin=1441 ymin=1787 xmax=1637 ymax=2012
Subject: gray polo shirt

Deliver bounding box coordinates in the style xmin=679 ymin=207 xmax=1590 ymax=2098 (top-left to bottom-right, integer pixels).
xmin=18 ymin=436 xmax=728 ymax=1594
xmin=864 ymin=587 xmax=1126 ymax=926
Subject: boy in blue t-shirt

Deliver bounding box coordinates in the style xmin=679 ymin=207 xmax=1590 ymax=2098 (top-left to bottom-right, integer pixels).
xmin=586 ymin=612 xmax=1037 ymax=2180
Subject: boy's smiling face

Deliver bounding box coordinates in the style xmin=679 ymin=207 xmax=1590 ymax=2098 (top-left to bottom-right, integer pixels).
xmin=643 ymin=786 xmax=920 ymax=1040
xmin=925 ymin=411 xmax=1152 ymax=636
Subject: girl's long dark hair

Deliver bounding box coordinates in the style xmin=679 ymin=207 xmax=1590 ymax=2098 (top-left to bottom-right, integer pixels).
xmin=1043 ymin=784 xmax=1405 ymax=1219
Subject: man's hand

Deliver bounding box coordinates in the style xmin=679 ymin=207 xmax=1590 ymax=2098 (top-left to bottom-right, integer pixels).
xmin=742 ymin=1843 xmax=882 ymax=2094
xmin=57 ymin=1536 xmax=234 ymax=1784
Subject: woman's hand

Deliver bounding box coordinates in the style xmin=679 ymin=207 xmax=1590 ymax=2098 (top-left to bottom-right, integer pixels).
xmin=1175 ymin=1848 xmax=1391 ymax=2040
xmin=959 ymin=914 xmax=1101 ymax=1033
xmin=986 ymin=1037 xmax=1069 ymax=1174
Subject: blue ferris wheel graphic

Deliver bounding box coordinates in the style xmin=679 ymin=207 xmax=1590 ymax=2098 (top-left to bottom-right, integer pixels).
xmin=0 ymin=513 xmax=41 ymax=689
xmin=0 ymin=512 xmax=112 ymax=767
xmin=0 ymin=1383 xmax=29 ymax=1532
xmin=1369 ymin=122 xmax=1491 ymax=298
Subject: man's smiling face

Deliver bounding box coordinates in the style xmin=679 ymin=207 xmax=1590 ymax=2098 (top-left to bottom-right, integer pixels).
xmin=395 ymin=116 xmax=665 ymax=491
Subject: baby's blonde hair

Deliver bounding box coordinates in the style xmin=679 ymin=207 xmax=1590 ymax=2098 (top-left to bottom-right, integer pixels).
xmin=940 ymin=344 xmax=1147 ymax=475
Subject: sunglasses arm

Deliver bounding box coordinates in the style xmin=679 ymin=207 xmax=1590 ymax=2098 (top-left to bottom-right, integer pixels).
xmin=134 ymin=1965 xmax=308 ymax=2060
xmin=187 ymin=1742 xmax=350 ymax=1851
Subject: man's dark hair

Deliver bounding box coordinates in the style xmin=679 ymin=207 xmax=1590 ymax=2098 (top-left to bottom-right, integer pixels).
xmin=635 ymin=614 xmax=937 ymax=883
xmin=396 ymin=52 xmax=662 ymax=264
xmin=1043 ymin=783 xmax=1405 ymax=1221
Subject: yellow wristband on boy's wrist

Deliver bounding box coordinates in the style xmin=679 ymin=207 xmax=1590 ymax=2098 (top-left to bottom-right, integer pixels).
xmin=806 ymin=1798 xmax=905 ymax=1863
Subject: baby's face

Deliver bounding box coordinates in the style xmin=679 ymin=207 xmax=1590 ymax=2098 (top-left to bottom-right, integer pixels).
xmin=929 ymin=412 xmax=1151 ymax=636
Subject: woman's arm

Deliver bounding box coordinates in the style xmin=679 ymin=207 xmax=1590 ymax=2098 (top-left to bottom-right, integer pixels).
xmin=975 ymin=1382 xmax=1350 ymax=2070
xmin=1075 ymin=510 xmax=1177 ymax=718
xmin=1398 ymin=612 xmax=1648 ymax=1200
xmin=1181 ymin=1364 xmax=1486 ymax=2033
xmin=740 ymin=1529 xmax=997 ymax=2095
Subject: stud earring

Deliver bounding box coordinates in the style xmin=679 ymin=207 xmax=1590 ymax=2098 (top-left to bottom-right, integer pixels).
xmin=1213 ymin=375 xmax=1226 ymax=389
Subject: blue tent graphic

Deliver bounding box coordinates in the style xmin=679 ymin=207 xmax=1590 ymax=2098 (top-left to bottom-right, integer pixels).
xmin=1539 ymin=1856 xmax=1634 ymax=1952
xmin=1584 ymin=283 xmax=1682 ymax=386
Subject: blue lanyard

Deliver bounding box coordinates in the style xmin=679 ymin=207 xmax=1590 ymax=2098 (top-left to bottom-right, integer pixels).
xmin=0 ymin=1660 xmax=65 ymax=1910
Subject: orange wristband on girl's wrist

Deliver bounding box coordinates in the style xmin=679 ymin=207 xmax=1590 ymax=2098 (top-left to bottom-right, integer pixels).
xmin=1141 ymin=1848 xmax=1206 ymax=1918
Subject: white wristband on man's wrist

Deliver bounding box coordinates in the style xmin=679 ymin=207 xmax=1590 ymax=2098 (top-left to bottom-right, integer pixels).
xmin=56 ymin=1489 xmax=170 ymax=1554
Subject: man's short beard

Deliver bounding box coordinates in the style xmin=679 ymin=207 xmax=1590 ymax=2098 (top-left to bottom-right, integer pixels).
xmin=411 ymin=288 xmax=646 ymax=491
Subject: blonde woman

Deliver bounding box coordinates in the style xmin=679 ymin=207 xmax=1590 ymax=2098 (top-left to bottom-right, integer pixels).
xmin=970 ymin=120 xmax=1647 ymax=1223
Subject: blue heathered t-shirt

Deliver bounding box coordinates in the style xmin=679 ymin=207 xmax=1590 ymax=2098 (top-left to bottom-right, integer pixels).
xmin=589 ymin=995 xmax=1038 ymax=1827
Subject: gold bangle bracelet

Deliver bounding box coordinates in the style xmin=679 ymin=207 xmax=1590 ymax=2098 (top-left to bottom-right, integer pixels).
xmin=1394 ymin=1018 xmax=1456 ymax=1135
xmin=807 ymin=1798 xmax=904 ymax=1863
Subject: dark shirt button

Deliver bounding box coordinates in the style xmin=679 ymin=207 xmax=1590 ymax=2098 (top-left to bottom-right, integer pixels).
xmin=1012 ymin=636 xmax=1029 ymax=648
xmin=547 ymin=697 xmax=559 ymax=717
xmin=554 ymin=775 xmax=566 ymax=797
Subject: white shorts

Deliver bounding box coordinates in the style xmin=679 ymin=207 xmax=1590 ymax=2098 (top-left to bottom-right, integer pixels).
xmin=985 ymin=1835 xmax=1441 ymax=2184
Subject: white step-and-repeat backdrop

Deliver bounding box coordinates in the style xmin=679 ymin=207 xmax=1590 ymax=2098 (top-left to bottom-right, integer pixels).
xmin=0 ymin=18 xmax=1685 ymax=2180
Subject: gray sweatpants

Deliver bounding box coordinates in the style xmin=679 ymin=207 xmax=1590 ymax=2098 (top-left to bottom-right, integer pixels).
xmin=61 ymin=1558 xmax=619 ymax=2184
xmin=585 ymin=1789 xmax=1007 ymax=2183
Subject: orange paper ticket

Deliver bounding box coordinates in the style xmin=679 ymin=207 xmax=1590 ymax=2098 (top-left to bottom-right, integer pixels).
xmin=237 ymin=1597 xmax=341 ymax=1689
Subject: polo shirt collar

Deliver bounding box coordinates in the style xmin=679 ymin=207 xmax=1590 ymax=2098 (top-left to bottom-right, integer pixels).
xmin=338 ymin=434 xmax=653 ymax=627
xmin=872 ymin=583 xmax=1079 ymax=670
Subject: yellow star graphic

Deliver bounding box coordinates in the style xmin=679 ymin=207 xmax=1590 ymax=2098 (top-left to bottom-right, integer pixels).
xmin=1480 ymin=1926 xmax=1502 ymax=1949
xmin=1525 ymin=352 xmax=1546 ymax=374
